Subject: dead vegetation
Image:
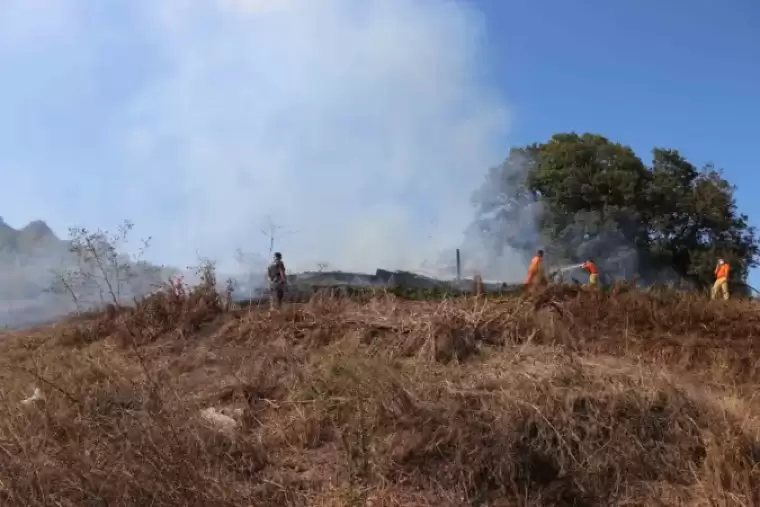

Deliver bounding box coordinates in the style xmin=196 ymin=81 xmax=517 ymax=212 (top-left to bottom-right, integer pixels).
xmin=1 ymin=283 xmax=760 ymax=506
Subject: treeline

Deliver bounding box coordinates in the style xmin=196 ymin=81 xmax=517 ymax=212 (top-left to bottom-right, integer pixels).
xmin=472 ymin=132 xmax=758 ymax=294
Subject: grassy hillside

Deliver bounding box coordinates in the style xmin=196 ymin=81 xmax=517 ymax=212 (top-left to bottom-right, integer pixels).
xmin=1 ymin=284 xmax=759 ymax=506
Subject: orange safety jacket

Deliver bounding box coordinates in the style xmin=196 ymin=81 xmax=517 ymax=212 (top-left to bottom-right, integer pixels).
xmin=582 ymin=261 xmax=599 ymax=274
xmin=715 ymin=263 xmax=729 ymax=280
xmin=525 ymin=255 xmax=543 ymax=283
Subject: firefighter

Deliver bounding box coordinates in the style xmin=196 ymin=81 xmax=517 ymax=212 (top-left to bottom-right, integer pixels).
xmin=267 ymin=252 xmax=287 ymax=306
xmin=711 ymin=258 xmax=730 ymax=300
xmin=525 ymin=249 xmax=546 ymax=288
xmin=582 ymin=258 xmax=599 ymax=287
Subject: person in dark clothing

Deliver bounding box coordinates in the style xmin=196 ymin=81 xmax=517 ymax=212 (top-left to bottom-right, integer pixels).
xmin=267 ymin=252 xmax=287 ymax=306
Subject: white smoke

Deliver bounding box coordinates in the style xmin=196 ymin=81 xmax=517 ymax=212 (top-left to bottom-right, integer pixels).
xmin=1 ymin=0 xmax=508 ymax=272
xmin=0 ymin=0 xmax=526 ymax=325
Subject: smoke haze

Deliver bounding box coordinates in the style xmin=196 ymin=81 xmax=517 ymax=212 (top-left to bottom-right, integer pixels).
xmin=0 ymin=0 xmax=514 ymax=284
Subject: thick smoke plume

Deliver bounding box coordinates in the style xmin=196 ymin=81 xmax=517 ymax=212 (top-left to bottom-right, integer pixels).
xmin=0 ymin=0 xmax=540 ymax=326
xmin=0 ymin=0 xmax=512 ymax=276
xmin=0 ymin=0 xmax=695 ymax=328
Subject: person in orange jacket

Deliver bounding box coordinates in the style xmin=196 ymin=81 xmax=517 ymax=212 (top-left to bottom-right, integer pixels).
xmin=711 ymin=258 xmax=730 ymax=300
xmin=582 ymin=258 xmax=599 ymax=287
xmin=525 ymin=249 xmax=546 ymax=287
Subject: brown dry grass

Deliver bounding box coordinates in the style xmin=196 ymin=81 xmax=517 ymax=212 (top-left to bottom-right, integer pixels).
xmin=1 ymin=285 xmax=760 ymax=506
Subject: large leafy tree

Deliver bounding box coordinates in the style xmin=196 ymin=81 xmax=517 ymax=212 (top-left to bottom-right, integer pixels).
xmin=473 ymin=133 xmax=759 ymax=294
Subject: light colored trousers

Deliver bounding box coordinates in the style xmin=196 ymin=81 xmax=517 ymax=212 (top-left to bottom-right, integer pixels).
xmin=711 ymin=277 xmax=729 ymax=300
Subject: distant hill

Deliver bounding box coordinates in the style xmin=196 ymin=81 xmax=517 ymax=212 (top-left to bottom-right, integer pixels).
xmin=0 ymin=219 xmax=69 ymax=298
xmin=0 ymin=218 xmax=171 ymax=328
xmin=0 ymin=219 xmax=70 ymax=327
xmin=0 ymin=218 xmax=67 ymax=258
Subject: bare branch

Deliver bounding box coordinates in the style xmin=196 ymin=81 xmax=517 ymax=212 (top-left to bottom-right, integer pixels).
xmin=48 ymin=220 xmax=162 ymax=311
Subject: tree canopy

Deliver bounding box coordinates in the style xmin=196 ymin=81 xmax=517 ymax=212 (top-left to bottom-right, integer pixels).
xmin=473 ymin=132 xmax=759 ymax=294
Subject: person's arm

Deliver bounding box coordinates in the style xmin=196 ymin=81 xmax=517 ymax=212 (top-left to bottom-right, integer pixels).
xmin=279 ymin=263 xmax=287 ymax=283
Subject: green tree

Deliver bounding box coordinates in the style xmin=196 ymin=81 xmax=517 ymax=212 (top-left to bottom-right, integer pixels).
xmin=473 ymin=133 xmax=759 ymax=294
xmin=645 ymin=149 xmax=757 ymax=290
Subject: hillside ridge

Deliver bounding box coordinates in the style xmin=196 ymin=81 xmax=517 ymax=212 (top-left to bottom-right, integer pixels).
xmin=0 ymin=284 xmax=758 ymax=506
xmin=0 ymin=218 xmax=64 ymax=255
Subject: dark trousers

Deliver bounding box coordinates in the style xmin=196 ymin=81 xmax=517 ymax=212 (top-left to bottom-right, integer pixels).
xmin=270 ymin=281 xmax=285 ymax=305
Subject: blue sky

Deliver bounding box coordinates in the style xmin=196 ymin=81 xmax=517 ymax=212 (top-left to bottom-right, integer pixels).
xmin=479 ymin=0 xmax=760 ymax=286
xmin=0 ymin=0 xmax=757 ymax=284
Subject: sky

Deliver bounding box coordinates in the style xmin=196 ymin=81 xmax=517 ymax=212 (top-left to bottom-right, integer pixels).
xmin=0 ymin=0 xmax=758 ymax=285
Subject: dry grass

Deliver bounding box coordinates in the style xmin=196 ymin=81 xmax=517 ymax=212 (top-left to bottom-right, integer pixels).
xmin=1 ymin=284 xmax=760 ymax=506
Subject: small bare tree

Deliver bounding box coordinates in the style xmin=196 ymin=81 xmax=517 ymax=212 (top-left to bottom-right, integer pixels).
xmin=224 ymin=277 xmax=237 ymax=311
xmin=259 ymin=215 xmax=299 ymax=256
xmin=48 ymin=220 xmax=161 ymax=311
xmin=187 ymin=256 xmax=219 ymax=292
xmin=232 ymin=215 xmax=299 ymax=301
xmin=260 ymin=215 xmax=284 ymax=256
